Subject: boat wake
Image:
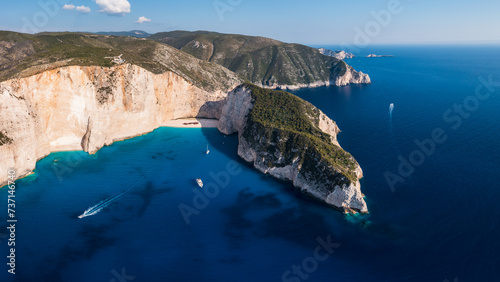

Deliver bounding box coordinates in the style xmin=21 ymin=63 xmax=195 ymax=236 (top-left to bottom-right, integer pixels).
xmin=78 ymin=188 xmax=132 ymax=219
xmin=389 ymin=103 xmax=395 ymax=130
xmin=388 ymin=103 xmax=400 ymax=154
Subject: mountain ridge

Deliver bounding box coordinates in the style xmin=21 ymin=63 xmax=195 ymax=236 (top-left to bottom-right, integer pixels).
xmin=0 ymin=30 xmax=241 ymax=92
xmin=149 ymin=30 xmax=370 ymax=89
xmin=95 ymin=30 xmax=151 ymax=38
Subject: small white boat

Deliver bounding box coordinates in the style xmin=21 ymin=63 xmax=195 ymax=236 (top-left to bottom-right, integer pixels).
xmin=206 ymin=144 xmax=210 ymax=155
xmin=196 ymin=178 xmax=203 ymax=188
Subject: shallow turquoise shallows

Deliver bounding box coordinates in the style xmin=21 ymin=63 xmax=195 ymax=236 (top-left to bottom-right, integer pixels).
xmin=1 ymin=45 xmax=500 ymax=281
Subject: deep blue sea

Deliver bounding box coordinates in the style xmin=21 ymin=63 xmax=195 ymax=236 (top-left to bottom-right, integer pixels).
xmin=2 ymin=45 xmax=500 ymax=282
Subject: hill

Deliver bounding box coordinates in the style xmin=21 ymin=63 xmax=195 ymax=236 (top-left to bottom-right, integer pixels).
xmin=0 ymin=31 xmax=241 ymax=92
xmin=149 ymin=30 xmax=370 ymax=89
xmin=218 ymin=83 xmax=368 ymax=213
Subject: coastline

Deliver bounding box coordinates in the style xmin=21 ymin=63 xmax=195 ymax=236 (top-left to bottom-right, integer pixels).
xmin=0 ymin=118 xmax=220 ymax=188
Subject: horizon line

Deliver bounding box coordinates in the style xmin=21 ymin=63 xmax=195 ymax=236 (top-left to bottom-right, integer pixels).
xmin=2 ymin=28 xmax=500 ymax=47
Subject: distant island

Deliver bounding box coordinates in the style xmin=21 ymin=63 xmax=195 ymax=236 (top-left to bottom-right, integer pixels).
xmin=0 ymin=30 xmax=369 ymax=213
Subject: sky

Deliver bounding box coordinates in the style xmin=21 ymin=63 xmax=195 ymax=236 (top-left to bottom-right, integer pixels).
xmin=1 ymin=0 xmax=500 ymax=45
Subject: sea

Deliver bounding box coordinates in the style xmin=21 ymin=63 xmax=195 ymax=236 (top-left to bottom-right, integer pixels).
xmin=1 ymin=45 xmax=500 ymax=282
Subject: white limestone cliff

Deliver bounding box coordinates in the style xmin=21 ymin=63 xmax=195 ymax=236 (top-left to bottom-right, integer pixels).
xmin=217 ymin=86 xmax=253 ymax=135
xmin=0 ymin=64 xmax=236 ymax=185
xmin=335 ymin=65 xmax=371 ymax=87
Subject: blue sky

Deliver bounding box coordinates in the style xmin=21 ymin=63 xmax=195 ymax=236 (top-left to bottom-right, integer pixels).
xmin=1 ymin=0 xmax=500 ymax=45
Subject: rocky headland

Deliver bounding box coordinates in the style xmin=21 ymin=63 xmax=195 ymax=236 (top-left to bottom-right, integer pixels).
xmin=0 ymin=31 xmax=369 ymax=213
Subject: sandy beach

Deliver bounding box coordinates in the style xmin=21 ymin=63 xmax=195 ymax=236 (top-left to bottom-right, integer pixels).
xmin=161 ymin=118 xmax=219 ymax=128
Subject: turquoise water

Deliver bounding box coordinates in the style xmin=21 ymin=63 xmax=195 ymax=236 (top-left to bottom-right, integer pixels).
xmin=1 ymin=46 xmax=500 ymax=281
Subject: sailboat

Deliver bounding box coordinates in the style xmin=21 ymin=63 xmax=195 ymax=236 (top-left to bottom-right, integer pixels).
xmin=206 ymin=144 xmax=210 ymax=155
xmin=196 ymin=178 xmax=203 ymax=188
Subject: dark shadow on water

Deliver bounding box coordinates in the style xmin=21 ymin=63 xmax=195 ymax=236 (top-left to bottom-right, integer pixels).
xmin=196 ymin=103 xmax=398 ymax=258
xmin=28 ymin=223 xmax=117 ymax=282
xmin=221 ymin=188 xmax=336 ymax=250
xmin=76 ymin=224 xmax=118 ymax=259
xmin=196 ymin=101 xmax=241 ymax=165
xmin=219 ymin=256 xmax=244 ymax=264
xmin=161 ymin=136 xmax=181 ymax=142
xmin=151 ymin=151 xmax=177 ymax=161
xmin=200 ymin=129 xmax=240 ymax=164
xmin=131 ymin=181 xmax=173 ymax=217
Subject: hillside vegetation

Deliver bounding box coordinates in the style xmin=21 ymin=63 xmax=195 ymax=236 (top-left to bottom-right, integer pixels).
xmin=241 ymin=83 xmax=359 ymax=182
xmin=0 ymin=31 xmax=241 ymax=92
xmin=149 ymin=31 xmax=349 ymax=88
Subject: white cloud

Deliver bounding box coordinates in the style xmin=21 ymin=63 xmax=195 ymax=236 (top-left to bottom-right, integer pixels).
xmin=76 ymin=6 xmax=91 ymax=13
xmin=136 ymin=16 xmax=152 ymax=24
xmin=95 ymin=0 xmax=131 ymax=15
xmin=63 ymin=4 xmax=75 ymax=10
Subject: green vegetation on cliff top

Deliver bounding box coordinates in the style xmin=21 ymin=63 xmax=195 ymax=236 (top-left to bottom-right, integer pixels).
xmin=149 ymin=31 xmax=348 ymax=87
xmin=241 ymin=83 xmax=358 ymax=182
xmin=0 ymin=31 xmax=163 ymax=78
xmin=0 ymin=131 xmax=13 ymax=146
xmin=0 ymin=31 xmax=241 ymax=92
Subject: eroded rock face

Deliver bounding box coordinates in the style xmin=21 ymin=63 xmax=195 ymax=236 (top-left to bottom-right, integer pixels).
xmin=0 ymin=64 xmax=237 ymax=185
xmin=254 ymin=65 xmax=371 ymax=90
xmin=217 ymin=86 xmax=368 ymax=213
xmin=335 ymin=65 xmax=371 ymax=86
xmin=217 ymin=86 xmax=253 ymax=135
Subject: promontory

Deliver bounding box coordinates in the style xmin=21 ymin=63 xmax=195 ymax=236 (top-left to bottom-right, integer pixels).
xmin=0 ymin=31 xmax=368 ymax=213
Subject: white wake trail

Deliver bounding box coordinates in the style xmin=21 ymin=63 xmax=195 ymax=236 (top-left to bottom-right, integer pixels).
xmin=78 ymin=188 xmax=131 ymax=219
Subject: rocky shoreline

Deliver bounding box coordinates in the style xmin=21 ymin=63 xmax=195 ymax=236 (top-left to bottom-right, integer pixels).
xmin=0 ymin=64 xmax=368 ymax=214
xmin=257 ymin=65 xmax=371 ymax=90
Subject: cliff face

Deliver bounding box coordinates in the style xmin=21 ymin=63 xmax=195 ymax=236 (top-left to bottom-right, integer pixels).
xmin=0 ymin=64 xmax=237 ymax=185
xmin=258 ymin=64 xmax=371 ymax=90
xmin=335 ymin=64 xmax=371 ymax=87
xmin=218 ymin=85 xmax=368 ymax=213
